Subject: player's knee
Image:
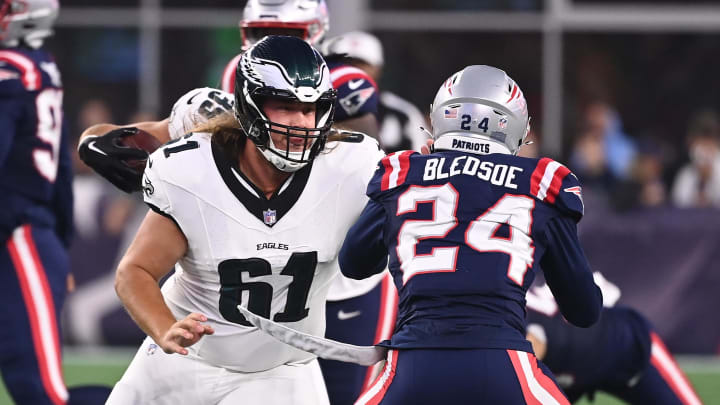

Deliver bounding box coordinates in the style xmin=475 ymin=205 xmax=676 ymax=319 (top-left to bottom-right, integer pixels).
xmin=105 ymin=381 xmax=143 ymax=405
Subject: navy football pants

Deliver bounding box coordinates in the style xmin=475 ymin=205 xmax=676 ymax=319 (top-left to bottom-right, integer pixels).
xmin=0 ymin=225 xmax=69 ymax=405
xmin=355 ymin=348 xmax=570 ymax=405
xmin=600 ymin=332 xmax=702 ymax=405
xmin=321 ymin=274 xmax=397 ymax=405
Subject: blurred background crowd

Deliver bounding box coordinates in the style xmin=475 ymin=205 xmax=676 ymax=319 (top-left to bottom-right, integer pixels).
xmin=46 ymin=0 xmax=720 ymax=355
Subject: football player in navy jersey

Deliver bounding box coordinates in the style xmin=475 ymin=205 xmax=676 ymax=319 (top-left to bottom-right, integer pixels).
xmin=339 ymin=65 xmax=602 ymax=404
xmin=0 ymin=2 xmax=72 ymax=404
xmin=526 ymin=276 xmax=703 ymax=405
xmin=0 ymin=2 xmax=113 ymax=403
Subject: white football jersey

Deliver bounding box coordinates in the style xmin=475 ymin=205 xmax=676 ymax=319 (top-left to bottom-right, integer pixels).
xmin=142 ymin=129 xmax=383 ymax=372
xmin=167 ymin=87 xmax=386 ymax=301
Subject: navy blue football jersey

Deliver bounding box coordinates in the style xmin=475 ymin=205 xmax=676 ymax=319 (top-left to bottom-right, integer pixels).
xmin=0 ymin=47 xmax=72 ymax=245
xmin=339 ymin=150 xmax=601 ymax=352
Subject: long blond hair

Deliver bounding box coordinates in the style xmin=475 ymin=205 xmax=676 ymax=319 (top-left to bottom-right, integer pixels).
xmin=190 ymin=110 xmax=351 ymax=157
xmin=191 ymin=111 xmax=245 ymax=157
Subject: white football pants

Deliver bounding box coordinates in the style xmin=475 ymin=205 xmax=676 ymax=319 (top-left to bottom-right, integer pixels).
xmin=106 ymin=336 xmax=330 ymax=405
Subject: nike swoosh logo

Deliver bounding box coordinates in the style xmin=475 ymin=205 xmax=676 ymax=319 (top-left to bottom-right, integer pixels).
xmin=347 ymin=79 xmax=364 ymax=90
xmin=337 ymin=310 xmax=362 ymax=320
xmin=187 ymin=91 xmax=201 ymax=105
xmin=88 ymin=141 xmax=108 ymax=156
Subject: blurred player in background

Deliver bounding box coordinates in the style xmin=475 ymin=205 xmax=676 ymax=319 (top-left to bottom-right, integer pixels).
xmin=338 ymin=65 xmax=602 ymax=404
xmin=102 ymin=36 xmax=385 ymax=405
xmin=0 ymin=1 xmax=109 ymax=404
xmin=221 ymin=0 xmax=380 ymax=138
xmin=526 ymin=274 xmax=703 ymax=405
xmin=322 ymin=30 xmax=429 ymax=153
xmin=78 ymin=2 xmax=396 ymax=404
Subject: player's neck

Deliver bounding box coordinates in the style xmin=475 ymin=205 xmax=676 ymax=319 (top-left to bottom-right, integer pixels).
xmin=238 ymin=144 xmax=291 ymax=199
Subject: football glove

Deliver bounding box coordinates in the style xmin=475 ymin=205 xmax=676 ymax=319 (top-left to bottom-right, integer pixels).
xmin=78 ymin=127 xmax=148 ymax=193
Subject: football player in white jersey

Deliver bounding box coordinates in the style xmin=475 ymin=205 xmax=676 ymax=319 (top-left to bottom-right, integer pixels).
xmin=101 ymin=36 xmax=384 ymax=405
xmin=80 ymin=5 xmax=396 ymax=404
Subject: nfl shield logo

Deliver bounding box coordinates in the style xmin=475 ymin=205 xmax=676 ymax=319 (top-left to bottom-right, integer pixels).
xmin=263 ymin=209 xmax=277 ymax=226
xmin=498 ymin=117 xmax=508 ymax=129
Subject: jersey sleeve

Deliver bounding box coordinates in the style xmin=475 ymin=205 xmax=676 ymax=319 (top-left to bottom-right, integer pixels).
xmin=330 ymin=66 xmax=379 ymax=121
xmin=339 ymin=199 xmax=389 ymax=280
xmin=366 ymin=150 xmax=417 ymax=199
xmin=142 ymin=150 xmax=175 ymax=222
xmin=167 ymin=87 xmax=234 ymax=140
xmin=539 ymin=215 xmax=602 ymax=328
xmin=0 ymin=50 xmax=42 ymax=94
xmin=0 ymin=94 xmax=23 ymax=170
xmin=529 ymin=157 xmax=584 ymax=222
xmin=354 ymin=134 xmax=385 ymax=188
xmin=0 ymin=55 xmax=32 ymax=169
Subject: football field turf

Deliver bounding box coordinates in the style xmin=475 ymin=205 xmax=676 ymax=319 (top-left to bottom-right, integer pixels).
xmin=0 ymin=349 xmax=717 ymax=404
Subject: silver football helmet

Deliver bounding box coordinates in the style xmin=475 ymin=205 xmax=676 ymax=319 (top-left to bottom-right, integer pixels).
xmin=240 ymin=0 xmax=329 ymax=50
xmin=430 ymin=65 xmax=531 ymax=156
xmin=0 ymin=0 xmax=58 ymax=49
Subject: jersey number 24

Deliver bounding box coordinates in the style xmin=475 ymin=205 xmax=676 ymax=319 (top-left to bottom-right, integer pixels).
xmin=396 ymin=184 xmax=535 ymax=285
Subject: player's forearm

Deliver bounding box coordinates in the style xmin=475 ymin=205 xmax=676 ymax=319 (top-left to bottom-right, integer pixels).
xmin=80 ymin=123 xmax=121 ymax=142
xmin=80 ymin=119 xmax=171 ymax=144
xmin=115 ymin=263 xmax=177 ymax=342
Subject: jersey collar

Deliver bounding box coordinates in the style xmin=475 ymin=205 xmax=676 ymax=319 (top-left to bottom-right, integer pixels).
xmin=211 ymin=139 xmax=313 ymax=227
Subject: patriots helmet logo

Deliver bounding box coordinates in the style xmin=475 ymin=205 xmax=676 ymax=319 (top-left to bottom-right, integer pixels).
xmin=564 ymin=186 xmax=582 ymax=197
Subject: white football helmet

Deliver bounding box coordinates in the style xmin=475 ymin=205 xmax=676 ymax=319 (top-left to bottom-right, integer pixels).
xmin=0 ymin=0 xmax=58 ymax=49
xmin=430 ymin=65 xmax=531 ymax=156
xmin=321 ymin=31 xmax=384 ymax=67
xmin=240 ymin=0 xmax=329 ymax=50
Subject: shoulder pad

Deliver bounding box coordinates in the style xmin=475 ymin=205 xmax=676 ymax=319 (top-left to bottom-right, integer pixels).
xmin=367 ymin=150 xmax=417 ymax=198
xmin=0 ymin=50 xmax=41 ymax=94
xmin=529 ymin=157 xmax=584 ymax=221
xmin=326 ymin=131 xmax=383 ymax=174
xmin=168 ymin=87 xmax=234 ymax=140
xmin=330 ymin=65 xmax=378 ymax=120
xmin=332 ymin=130 xmax=379 ymax=148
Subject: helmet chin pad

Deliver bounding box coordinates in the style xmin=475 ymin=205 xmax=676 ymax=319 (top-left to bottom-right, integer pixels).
xmin=260 ymin=147 xmax=309 ymax=172
xmin=261 ymin=131 xmax=316 ymax=172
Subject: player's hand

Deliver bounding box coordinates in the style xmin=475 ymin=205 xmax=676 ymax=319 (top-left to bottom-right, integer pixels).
xmin=159 ymin=313 xmax=215 ymax=355
xmin=420 ymin=139 xmax=434 ymax=155
xmin=77 ymin=127 xmax=148 ymax=193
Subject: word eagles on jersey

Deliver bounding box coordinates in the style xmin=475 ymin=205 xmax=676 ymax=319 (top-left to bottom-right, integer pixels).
xmin=105 ymin=36 xmax=385 ymax=405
